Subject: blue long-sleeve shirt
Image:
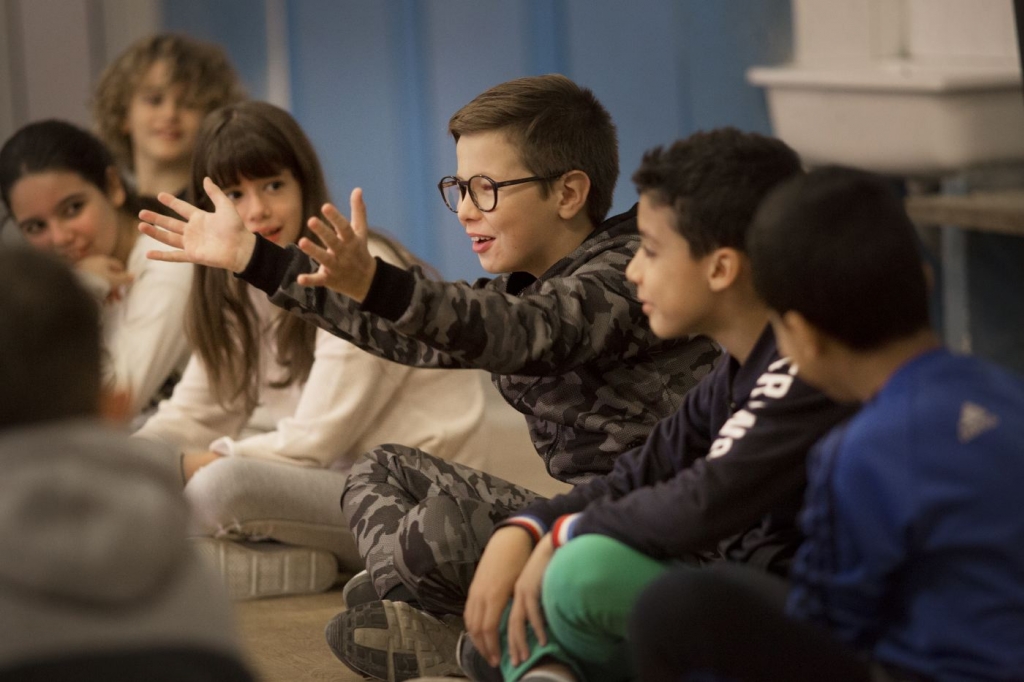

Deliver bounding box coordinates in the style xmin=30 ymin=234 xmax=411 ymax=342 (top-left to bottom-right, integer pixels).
xmin=788 ymin=348 xmax=1024 ymax=681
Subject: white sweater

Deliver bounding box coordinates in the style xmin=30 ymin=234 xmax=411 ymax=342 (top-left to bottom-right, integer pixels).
xmin=136 ymin=243 xmax=487 ymax=471
xmin=99 ymin=232 xmax=193 ymax=415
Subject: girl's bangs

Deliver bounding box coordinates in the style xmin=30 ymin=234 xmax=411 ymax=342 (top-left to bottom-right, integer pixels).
xmin=203 ymin=127 xmax=293 ymax=189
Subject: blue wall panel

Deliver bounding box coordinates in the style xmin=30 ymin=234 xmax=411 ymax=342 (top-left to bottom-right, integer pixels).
xmin=161 ymin=0 xmax=792 ymax=281
xmin=162 ymin=0 xmax=268 ymax=100
xmin=564 ymin=0 xmax=689 ymax=216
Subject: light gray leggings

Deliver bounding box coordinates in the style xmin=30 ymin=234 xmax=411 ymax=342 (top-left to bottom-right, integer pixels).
xmin=183 ymin=456 xmax=363 ymax=572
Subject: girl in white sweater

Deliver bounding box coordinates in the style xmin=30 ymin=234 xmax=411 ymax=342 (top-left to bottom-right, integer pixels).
xmin=0 ymin=120 xmax=192 ymax=418
xmin=135 ymin=101 xmax=501 ymax=599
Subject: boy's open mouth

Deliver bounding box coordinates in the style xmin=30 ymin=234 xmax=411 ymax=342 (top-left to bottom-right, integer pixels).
xmin=471 ymin=235 xmax=494 ymax=253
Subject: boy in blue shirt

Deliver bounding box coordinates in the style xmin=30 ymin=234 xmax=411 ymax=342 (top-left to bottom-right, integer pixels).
xmin=629 ymin=166 xmax=1024 ymax=682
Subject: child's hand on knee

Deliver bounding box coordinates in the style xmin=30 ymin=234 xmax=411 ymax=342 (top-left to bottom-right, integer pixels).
xmin=508 ymin=533 xmax=555 ymax=665
xmin=465 ymin=526 xmax=534 ymax=667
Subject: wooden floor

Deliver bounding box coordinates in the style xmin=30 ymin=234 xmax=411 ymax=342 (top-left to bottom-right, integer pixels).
xmin=233 ymin=588 xmax=366 ymax=682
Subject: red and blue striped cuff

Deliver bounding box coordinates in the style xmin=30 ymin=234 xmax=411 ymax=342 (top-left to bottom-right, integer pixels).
xmin=551 ymin=513 xmax=582 ymax=548
xmin=501 ymin=515 xmax=547 ymax=545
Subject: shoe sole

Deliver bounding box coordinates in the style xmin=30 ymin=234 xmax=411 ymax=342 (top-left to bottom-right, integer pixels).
xmin=193 ymin=538 xmax=337 ymax=600
xmin=325 ymin=601 xmax=463 ymax=682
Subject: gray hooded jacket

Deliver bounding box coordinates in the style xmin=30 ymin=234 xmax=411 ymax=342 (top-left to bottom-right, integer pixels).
xmin=0 ymin=420 xmax=244 ymax=673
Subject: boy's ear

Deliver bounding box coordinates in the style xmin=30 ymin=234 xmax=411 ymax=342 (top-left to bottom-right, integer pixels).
xmin=105 ymin=166 xmax=127 ymax=209
xmin=99 ymin=387 xmax=133 ymax=425
xmin=555 ymin=170 xmax=591 ymax=221
xmin=706 ymin=247 xmax=742 ymax=293
xmin=780 ymin=310 xmax=829 ymax=361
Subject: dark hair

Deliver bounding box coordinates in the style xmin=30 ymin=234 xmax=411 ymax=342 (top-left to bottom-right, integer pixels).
xmin=93 ymin=33 xmax=245 ymax=171
xmin=748 ymin=166 xmax=931 ymax=350
xmin=0 ymin=247 xmax=101 ymax=428
xmin=0 ymin=120 xmax=139 ymax=220
xmin=187 ymin=101 xmax=424 ymax=412
xmin=185 ymin=101 xmax=321 ymax=413
xmin=449 ymin=74 xmax=618 ymax=227
xmin=632 ymin=128 xmax=803 ymax=257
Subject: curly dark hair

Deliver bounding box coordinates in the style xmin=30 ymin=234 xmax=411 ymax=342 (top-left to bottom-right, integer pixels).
xmin=632 ymin=128 xmax=802 ymax=257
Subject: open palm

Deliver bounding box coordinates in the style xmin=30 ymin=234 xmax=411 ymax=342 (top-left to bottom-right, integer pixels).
xmin=138 ymin=177 xmax=256 ymax=273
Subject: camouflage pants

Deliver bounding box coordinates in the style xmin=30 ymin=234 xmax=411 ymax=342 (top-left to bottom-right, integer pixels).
xmin=341 ymin=443 xmax=544 ymax=615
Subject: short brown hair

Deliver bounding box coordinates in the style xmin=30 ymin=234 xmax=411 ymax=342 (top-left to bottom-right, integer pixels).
xmin=92 ymin=33 xmax=245 ymax=170
xmin=448 ymin=74 xmax=618 ymax=227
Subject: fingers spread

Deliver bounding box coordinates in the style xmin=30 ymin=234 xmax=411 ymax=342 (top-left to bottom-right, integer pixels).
xmin=203 ymin=176 xmax=233 ymax=211
xmin=349 ymin=188 xmax=368 ymax=237
xmin=145 ymin=248 xmax=194 ymax=263
xmin=307 ymin=216 xmax=346 ymax=250
xmin=298 ymin=236 xmax=332 ymax=266
xmin=296 ymin=267 xmax=330 ymax=288
xmin=157 ymin=191 xmax=197 ymax=219
xmin=139 ymin=222 xmax=184 ymax=249
xmin=321 ymin=203 xmax=356 ymax=242
xmin=139 ymin=210 xmax=185 ymax=235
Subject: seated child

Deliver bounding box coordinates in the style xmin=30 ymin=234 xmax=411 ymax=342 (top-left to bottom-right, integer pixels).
xmin=0 ymin=120 xmax=191 ymax=417
xmin=93 ymin=33 xmax=244 ymax=209
xmin=628 ymin=166 xmax=1024 ymax=682
xmin=135 ymin=100 xmax=499 ymax=599
xmin=138 ymin=74 xmax=720 ymax=679
xmin=460 ymin=130 xmax=859 ymax=682
xmin=0 ymin=247 xmax=251 ymax=682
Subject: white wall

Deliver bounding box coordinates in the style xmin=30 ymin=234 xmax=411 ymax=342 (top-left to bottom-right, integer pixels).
xmin=0 ymin=0 xmax=158 ymax=243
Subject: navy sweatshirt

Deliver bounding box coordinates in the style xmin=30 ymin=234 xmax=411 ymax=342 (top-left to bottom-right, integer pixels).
xmin=502 ymin=325 xmax=858 ymax=575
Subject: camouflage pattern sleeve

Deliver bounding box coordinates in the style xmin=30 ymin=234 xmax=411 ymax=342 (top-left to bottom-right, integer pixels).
xmin=261 ymin=245 xmax=481 ymax=369
xmin=263 ymin=236 xmax=665 ymax=377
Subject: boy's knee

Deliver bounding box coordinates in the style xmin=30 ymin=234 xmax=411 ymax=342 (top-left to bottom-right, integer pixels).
xmin=393 ymin=495 xmax=492 ymax=612
xmin=345 ymin=443 xmax=422 ymax=488
xmin=544 ymin=535 xmax=638 ymax=606
xmin=395 ymin=495 xmax=472 ymax=575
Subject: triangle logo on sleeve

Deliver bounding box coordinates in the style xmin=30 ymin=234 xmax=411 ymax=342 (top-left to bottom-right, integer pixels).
xmin=957 ymin=401 xmax=1000 ymax=444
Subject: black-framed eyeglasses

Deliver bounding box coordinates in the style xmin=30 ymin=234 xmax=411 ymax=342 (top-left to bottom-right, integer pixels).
xmin=437 ymin=172 xmax=566 ymax=213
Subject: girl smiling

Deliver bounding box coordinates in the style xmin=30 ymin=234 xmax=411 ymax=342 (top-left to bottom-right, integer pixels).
xmin=0 ymin=120 xmax=192 ymax=418
xmin=135 ymin=101 xmax=494 ymax=599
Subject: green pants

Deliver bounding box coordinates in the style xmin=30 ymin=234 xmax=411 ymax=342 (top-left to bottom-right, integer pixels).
xmin=500 ymin=535 xmax=686 ymax=682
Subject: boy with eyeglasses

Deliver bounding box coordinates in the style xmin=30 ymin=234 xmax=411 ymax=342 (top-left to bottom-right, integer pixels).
xmin=139 ymin=73 xmax=717 ymax=680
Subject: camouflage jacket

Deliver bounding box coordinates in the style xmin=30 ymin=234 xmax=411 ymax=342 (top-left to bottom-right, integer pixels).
xmin=239 ymin=207 xmax=720 ymax=484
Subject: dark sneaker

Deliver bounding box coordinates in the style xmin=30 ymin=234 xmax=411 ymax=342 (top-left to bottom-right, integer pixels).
xmin=193 ymin=538 xmax=336 ymax=600
xmin=342 ymin=569 xmax=379 ymax=609
xmin=456 ymin=631 xmax=502 ymax=682
xmin=325 ymin=600 xmax=464 ymax=681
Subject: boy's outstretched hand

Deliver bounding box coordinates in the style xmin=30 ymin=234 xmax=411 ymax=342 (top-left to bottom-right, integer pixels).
xmin=297 ymin=188 xmax=377 ymax=303
xmin=138 ymin=177 xmax=256 ymax=274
